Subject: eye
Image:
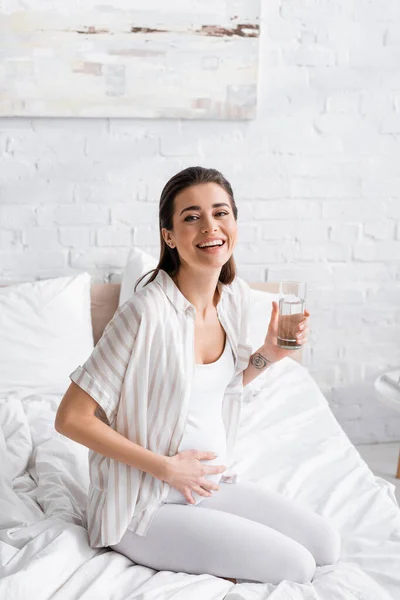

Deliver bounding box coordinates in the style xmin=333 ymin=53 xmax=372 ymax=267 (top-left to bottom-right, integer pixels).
xmin=184 ymin=211 xmax=228 ymax=222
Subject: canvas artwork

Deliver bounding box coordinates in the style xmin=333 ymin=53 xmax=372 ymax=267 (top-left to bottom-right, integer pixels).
xmin=0 ymin=0 xmax=260 ymax=119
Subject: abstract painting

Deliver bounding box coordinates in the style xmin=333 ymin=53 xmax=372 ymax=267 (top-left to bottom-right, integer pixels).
xmin=0 ymin=0 xmax=261 ymax=119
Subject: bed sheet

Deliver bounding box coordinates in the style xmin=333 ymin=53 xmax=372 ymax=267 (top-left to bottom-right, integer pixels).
xmin=0 ymin=357 xmax=399 ymax=600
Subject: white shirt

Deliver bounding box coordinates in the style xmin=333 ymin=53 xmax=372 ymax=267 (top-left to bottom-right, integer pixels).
xmin=69 ymin=268 xmax=252 ymax=548
xmin=163 ymin=333 xmax=235 ymax=506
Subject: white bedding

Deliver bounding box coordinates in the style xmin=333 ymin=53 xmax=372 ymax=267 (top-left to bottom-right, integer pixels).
xmin=1 ymin=358 xmax=399 ymax=600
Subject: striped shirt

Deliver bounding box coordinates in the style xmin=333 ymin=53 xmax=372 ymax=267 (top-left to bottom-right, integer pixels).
xmin=69 ymin=268 xmax=252 ymax=548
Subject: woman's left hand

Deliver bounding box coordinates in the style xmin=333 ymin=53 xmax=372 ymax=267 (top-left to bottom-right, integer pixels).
xmin=262 ymin=302 xmax=310 ymax=364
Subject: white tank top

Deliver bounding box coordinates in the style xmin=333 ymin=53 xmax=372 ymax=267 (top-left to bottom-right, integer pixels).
xmin=164 ymin=334 xmax=235 ymax=505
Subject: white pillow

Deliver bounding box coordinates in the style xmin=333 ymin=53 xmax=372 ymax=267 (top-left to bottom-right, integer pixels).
xmin=119 ymin=247 xmax=158 ymax=306
xmin=0 ymin=272 xmax=94 ymax=398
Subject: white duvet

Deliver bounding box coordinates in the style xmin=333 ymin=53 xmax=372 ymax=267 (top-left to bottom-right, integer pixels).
xmin=1 ymin=357 xmax=399 ymax=600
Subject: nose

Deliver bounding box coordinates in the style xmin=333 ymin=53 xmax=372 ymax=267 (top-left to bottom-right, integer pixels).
xmin=201 ymin=216 xmax=219 ymax=233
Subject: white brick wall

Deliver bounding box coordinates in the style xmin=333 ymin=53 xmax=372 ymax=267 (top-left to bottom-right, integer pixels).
xmin=1 ymin=1 xmax=400 ymax=444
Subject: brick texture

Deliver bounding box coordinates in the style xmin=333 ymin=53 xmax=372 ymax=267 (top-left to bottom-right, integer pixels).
xmin=0 ymin=0 xmax=399 ymax=443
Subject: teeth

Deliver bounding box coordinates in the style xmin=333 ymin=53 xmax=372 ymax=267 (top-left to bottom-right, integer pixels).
xmin=198 ymin=240 xmax=224 ymax=248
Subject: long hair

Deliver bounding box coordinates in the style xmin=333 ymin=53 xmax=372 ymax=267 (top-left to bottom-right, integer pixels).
xmin=134 ymin=166 xmax=238 ymax=292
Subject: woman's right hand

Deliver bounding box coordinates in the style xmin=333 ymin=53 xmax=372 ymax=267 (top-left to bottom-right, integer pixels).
xmin=162 ymin=449 xmax=226 ymax=504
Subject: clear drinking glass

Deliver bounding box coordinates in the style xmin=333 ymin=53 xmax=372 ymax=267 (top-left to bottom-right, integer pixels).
xmin=277 ymin=281 xmax=307 ymax=349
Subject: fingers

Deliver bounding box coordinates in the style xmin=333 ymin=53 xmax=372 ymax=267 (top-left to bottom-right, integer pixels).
xmin=194 ymin=486 xmax=213 ymax=497
xmin=184 ymin=479 xmax=221 ymax=503
xmin=297 ymin=315 xmax=310 ymax=343
xmin=208 ymin=465 xmax=226 ymax=474
xmin=197 ymin=451 xmax=219 ymax=460
xmin=296 ymin=332 xmax=308 ymax=344
xmin=201 ymin=480 xmax=220 ymax=492
xmin=296 ymin=328 xmax=308 ymax=343
xmin=185 ymin=486 xmax=212 ymax=502
xmin=194 ymin=480 xmax=220 ymax=496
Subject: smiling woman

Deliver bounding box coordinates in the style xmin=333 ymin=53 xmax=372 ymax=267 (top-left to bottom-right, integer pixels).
xmin=58 ymin=165 xmax=338 ymax=584
xmin=107 ymin=167 xmax=335 ymax=583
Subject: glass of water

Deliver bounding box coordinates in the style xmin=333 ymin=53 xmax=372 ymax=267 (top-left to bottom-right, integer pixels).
xmin=277 ymin=281 xmax=307 ymax=349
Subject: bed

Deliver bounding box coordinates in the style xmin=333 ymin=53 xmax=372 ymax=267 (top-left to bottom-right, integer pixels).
xmin=0 ymin=279 xmax=399 ymax=600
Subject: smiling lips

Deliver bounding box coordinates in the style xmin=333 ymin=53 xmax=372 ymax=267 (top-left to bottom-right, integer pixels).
xmin=196 ymin=240 xmax=226 ymax=253
xmin=199 ymin=244 xmax=225 ymax=254
xmin=197 ymin=239 xmax=225 ymax=248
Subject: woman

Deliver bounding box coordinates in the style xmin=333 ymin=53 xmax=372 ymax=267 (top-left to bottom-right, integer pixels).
xmin=55 ymin=166 xmax=340 ymax=585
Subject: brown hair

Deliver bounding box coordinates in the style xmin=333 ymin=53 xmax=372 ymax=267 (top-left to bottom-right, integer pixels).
xmin=134 ymin=166 xmax=238 ymax=292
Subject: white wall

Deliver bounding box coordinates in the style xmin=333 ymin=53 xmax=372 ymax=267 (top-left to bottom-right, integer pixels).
xmin=1 ymin=1 xmax=400 ymax=444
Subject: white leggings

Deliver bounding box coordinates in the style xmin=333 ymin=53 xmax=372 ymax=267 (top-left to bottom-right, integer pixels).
xmin=110 ymin=481 xmax=341 ymax=584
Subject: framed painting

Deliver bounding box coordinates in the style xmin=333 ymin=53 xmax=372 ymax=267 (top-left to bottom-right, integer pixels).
xmin=0 ymin=0 xmax=261 ymax=119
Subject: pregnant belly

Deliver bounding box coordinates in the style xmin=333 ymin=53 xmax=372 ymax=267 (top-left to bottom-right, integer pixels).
xmin=164 ymin=425 xmax=227 ymax=506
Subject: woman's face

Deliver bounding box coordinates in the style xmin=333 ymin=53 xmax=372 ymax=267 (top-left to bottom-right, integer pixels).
xmin=162 ymin=182 xmax=237 ymax=271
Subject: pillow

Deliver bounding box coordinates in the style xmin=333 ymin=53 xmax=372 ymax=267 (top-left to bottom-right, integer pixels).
xmin=0 ymin=272 xmax=94 ymax=398
xmin=119 ymin=247 xmax=158 ymax=306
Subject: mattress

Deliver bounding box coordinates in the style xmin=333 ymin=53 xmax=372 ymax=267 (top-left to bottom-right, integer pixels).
xmin=0 ymin=357 xmax=399 ymax=600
